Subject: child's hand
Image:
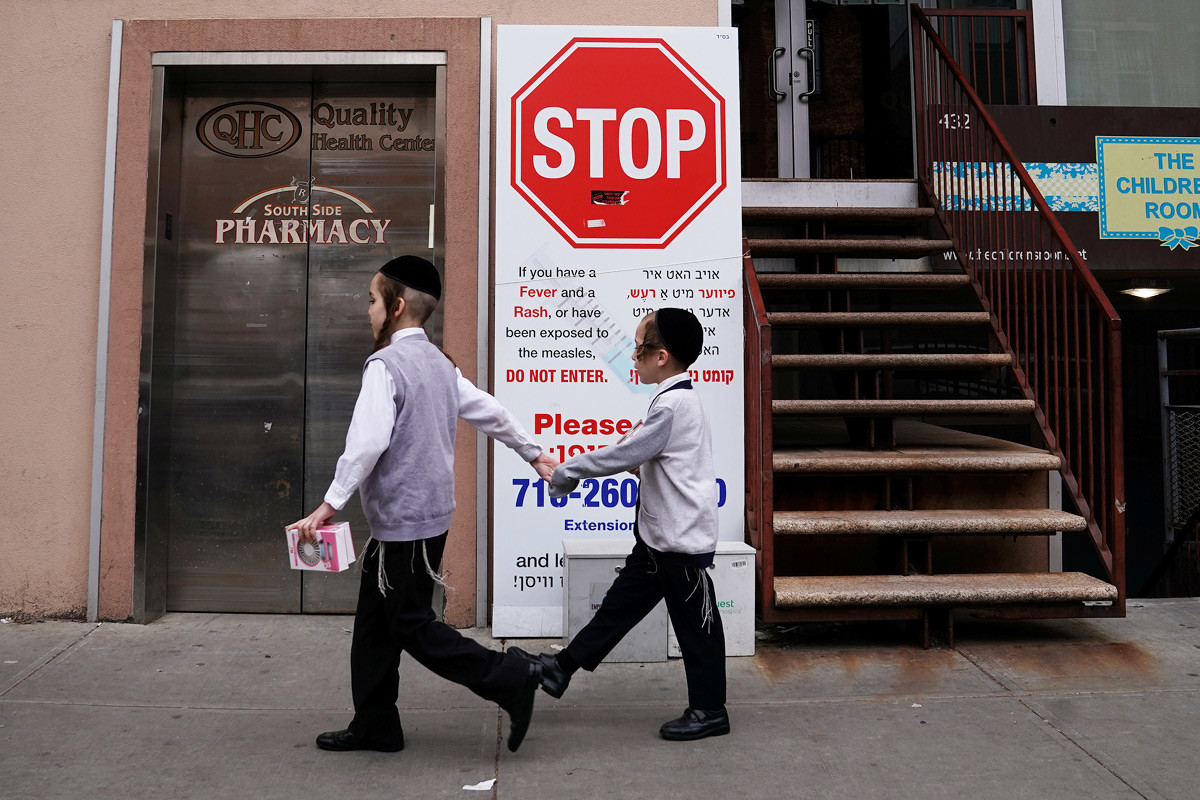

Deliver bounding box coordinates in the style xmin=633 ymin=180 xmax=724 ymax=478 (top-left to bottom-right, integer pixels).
xmin=531 ymin=451 xmax=559 ymax=482
xmin=546 ymin=463 xmax=579 ymax=498
xmin=287 ymin=502 xmax=336 ymax=544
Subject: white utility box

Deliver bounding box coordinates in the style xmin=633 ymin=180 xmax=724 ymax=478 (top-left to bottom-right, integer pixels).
xmin=562 ymin=539 xmax=667 ymax=663
xmin=668 ymin=541 xmax=756 ymax=657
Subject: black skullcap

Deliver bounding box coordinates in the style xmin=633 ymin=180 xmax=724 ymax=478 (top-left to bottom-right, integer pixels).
xmin=655 ymin=307 xmax=704 ymax=367
xmin=379 ymin=255 xmax=442 ymax=300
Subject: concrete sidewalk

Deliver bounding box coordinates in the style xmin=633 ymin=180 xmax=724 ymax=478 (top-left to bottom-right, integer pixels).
xmin=2 ymin=600 xmax=1198 ymax=800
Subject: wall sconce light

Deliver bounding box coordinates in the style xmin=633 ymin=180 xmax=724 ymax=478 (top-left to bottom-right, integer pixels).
xmin=1119 ymin=278 xmax=1173 ymax=299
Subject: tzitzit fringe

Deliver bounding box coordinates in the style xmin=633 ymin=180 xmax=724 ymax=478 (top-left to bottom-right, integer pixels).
xmin=375 ymin=541 xmax=393 ymax=597
xmin=685 ymin=566 xmax=714 ymax=634
xmin=422 ymin=539 xmax=452 ymax=592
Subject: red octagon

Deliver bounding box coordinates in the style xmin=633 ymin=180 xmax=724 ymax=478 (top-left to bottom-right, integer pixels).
xmin=512 ymin=38 xmax=726 ymax=249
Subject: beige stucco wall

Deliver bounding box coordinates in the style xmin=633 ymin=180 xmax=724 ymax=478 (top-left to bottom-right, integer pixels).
xmin=0 ymin=1 xmax=715 ymax=622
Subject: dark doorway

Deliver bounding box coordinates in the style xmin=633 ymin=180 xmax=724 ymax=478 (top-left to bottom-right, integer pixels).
xmin=736 ymin=0 xmax=915 ymax=179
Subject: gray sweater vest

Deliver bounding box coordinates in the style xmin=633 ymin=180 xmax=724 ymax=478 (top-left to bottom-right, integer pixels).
xmin=358 ymin=332 xmax=459 ymax=542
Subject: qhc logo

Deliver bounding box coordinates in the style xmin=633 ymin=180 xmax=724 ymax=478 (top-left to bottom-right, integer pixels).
xmin=215 ymin=177 xmax=391 ymax=246
xmin=196 ymin=102 xmax=303 ymax=159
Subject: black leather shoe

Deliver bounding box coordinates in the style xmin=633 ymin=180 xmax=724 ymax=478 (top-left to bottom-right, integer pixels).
xmin=659 ymin=707 xmax=730 ymax=741
xmin=501 ymin=659 xmax=542 ymax=752
xmin=507 ymin=646 xmax=570 ymax=698
xmin=315 ymin=727 xmax=404 ymax=752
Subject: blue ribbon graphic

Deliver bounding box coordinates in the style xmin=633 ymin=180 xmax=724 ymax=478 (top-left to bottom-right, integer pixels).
xmin=1159 ymin=226 xmax=1199 ymax=251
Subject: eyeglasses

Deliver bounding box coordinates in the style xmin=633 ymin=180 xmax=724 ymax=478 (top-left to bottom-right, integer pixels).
xmin=634 ymin=338 xmax=661 ymax=360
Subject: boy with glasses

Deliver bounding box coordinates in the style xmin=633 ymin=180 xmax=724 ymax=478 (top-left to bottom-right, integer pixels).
xmin=512 ymin=307 xmax=729 ymax=741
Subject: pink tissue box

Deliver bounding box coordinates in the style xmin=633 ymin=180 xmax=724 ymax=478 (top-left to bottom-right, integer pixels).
xmin=285 ymin=522 xmax=356 ymax=572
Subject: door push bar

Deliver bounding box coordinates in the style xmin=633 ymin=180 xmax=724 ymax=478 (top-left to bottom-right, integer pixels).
xmin=769 ymin=46 xmax=818 ymax=103
xmin=797 ymin=47 xmax=817 ymax=100
xmin=768 ymin=47 xmax=787 ymax=102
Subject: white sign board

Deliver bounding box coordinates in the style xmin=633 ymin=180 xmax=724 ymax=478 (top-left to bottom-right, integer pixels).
xmin=494 ymin=25 xmax=744 ymax=636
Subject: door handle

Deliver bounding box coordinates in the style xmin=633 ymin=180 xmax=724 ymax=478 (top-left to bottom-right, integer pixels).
xmin=768 ymin=47 xmax=787 ymax=102
xmin=797 ymin=46 xmax=817 ymax=101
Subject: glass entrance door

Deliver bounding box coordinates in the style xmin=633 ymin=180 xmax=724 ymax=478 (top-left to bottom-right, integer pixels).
xmin=772 ymin=0 xmax=815 ymax=177
xmin=737 ymin=1 xmax=915 ymax=180
xmin=147 ymin=68 xmax=441 ymax=613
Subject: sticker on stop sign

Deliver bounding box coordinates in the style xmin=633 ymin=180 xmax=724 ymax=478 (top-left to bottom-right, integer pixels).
xmin=512 ymin=38 xmax=727 ymax=249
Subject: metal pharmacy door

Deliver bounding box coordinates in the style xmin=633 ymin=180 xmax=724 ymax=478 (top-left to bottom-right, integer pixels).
xmin=150 ymin=70 xmax=443 ymax=613
xmin=770 ymin=0 xmax=816 ymax=177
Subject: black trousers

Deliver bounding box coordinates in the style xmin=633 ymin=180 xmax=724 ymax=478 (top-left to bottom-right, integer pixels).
xmin=562 ymin=536 xmax=727 ymax=710
xmin=348 ymin=534 xmax=527 ymax=739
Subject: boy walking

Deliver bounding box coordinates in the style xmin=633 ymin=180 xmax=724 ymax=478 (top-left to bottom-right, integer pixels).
xmin=289 ymin=255 xmax=554 ymax=754
xmin=512 ymin=307 xmax=729 ymax=740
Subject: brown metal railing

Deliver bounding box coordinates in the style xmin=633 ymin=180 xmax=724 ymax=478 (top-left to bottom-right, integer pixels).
xmin=743 ymin=241 xmax=774 ymax=614
xmin=922 ymin=8 xmax=1036 ymax=105
xmin=911 ymin=6 xmax=1125 ymax=604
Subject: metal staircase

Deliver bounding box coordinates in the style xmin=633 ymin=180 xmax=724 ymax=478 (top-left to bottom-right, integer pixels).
xmin=743 ymin=201 xmax=1118 ymax=645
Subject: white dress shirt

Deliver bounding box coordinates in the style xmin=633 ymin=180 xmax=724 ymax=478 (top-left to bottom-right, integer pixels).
xmin=325 ymin=327 xmax=542 ymax=509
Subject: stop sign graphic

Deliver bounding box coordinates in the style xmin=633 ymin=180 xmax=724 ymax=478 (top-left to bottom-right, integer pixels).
xmin=512 ymin=38 xmax=726 ymax=249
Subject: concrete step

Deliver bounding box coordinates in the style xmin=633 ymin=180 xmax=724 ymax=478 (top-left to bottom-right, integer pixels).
xmin=770 ymin=419 xmax=1062 ymax=474
xmin=773 ymin=353 xmax=1011 ymax=370
xmin=773 ymin=447 xmax=1061 ymax=474
xmin=773 ymin=509 xmax=1087 ymax=537
xmin=748 ymin=238 xmax=953 ymax=257
xmin=768 ymin=311 xmax=990 ymax=328
xmin=743 ymin=206 xmax=937 ymax=223
xmin=757 ymin=272 xmax=971 ymax=290
xmin=772 ymin=398 xmax=1035 ymax=416
xmin=774 ymin=572 xmax=1117 ymax=608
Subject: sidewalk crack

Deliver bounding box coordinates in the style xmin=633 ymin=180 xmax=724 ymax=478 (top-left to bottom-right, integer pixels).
xmin=1019 ymin=697 xmax=1161 ymax=800
xmin=0 ymin=622 xmax=102 ymax=698
xmin=958 ymin=646 xmax=1160 ymax=800
xmin=492 ymin=707 xmax=502 ymax=799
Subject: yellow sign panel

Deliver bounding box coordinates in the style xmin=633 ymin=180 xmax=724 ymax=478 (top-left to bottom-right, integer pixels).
xmin=1097 ymin=136 xmax=1200 ymax=246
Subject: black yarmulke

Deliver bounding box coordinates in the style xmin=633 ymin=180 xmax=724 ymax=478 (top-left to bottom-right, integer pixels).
xmin=656 ymin=307 xmax=704 ymax=367
xmin=379 ymin=255 xmax=442 ymax=300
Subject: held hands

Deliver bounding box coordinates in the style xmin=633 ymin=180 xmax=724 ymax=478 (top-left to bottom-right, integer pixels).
xmin=286 ymin=501 xmax=336 ymax=545
xmin=531 ymin=451 xmax=559 ymax=482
